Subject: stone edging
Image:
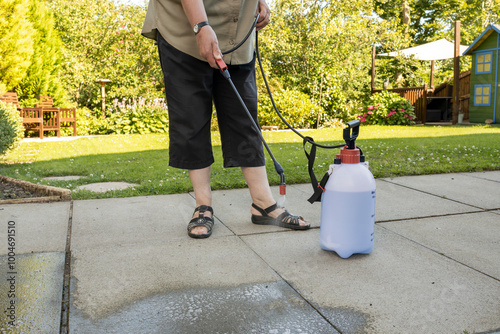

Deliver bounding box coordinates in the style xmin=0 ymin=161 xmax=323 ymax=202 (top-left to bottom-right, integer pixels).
xmin=0 ymin=175 xmax=71 ymax=204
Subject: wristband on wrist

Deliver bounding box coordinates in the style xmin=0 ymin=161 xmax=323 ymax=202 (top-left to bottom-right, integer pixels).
xmin=193 ymin=21 xmax=210 ymax=34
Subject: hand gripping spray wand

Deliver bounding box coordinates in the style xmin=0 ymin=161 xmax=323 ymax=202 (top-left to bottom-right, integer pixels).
xmin=215 ymin=58 xmax=287 ymax=207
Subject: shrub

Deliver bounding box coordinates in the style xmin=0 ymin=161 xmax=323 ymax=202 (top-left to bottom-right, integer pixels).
xmin=259 ymin=89 xmax=320 ymax=129
xmin=106 ymin=97 xmax=169 ymax=134
xmin=321 ymin=117 xmax=344 ymax=128
xmin=317 ymin=85 xmax=350 ymax=123
xmin=62 ymin=107 xmax=110 ymax=136
xmin=0 ymin=101 xmax=24 ymax=155
xmin=356 ymin=90 xmax=416 ymax=125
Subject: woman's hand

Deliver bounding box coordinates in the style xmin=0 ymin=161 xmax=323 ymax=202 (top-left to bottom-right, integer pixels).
xmin=196 ymin=25 xmax=222 ymax=68
xmin=256 ymin=0 xmax=270 ymax=31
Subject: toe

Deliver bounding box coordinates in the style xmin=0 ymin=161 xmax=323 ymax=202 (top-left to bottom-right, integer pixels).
xmin=299 ymin=219 xmax=310 ymax=227
xmin=191 ymin=226 xmax=208 ymax=235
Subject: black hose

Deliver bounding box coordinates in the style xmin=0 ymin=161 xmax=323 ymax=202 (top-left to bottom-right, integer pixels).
xmin=255 ymin=32 xmax=345 ymax=151
xmin=222 ymin=14 xmax=260 ymax=55
xmin=218 ymin=64 xmax=285 ymax=183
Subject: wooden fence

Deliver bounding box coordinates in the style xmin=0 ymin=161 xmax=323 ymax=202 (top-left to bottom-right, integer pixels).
xmin=372 ymin=70 xmax=471 ymax=123
xmin=372 ymin=85 xmax=428 ymax=122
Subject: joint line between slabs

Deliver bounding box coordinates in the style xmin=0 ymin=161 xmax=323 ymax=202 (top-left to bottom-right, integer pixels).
xmin=60 ymin=200 xmax=74 ymax=334
xmin=380 ymin=179 xmax=488 ymax=211
xmin=237 ymin=235 xmax=344 ymax=333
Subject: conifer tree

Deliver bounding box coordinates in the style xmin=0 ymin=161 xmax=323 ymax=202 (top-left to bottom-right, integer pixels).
xmin=0 ymin=0 xmax=35 ymax=94
xmin=14 ymin=0 xmax=66 ymax=106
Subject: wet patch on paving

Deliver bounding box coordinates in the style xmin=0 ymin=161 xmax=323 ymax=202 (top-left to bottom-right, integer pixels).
xmin=69 ymin=281 xmax=341 ymax=333
xmin=320 ymin=306 xmax=372 ymax=334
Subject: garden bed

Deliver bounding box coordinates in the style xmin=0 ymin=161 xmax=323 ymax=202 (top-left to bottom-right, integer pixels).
xmin=0 ymin=175 xmax=71 ymax=204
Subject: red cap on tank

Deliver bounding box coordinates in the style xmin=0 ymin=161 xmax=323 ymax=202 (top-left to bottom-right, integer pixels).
xmin=339 ymin=146 xmax=360 ymax=164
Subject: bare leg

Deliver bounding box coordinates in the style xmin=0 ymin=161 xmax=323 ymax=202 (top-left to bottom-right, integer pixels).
xmin=241 ymin=166 xmax=309 ymax=227
xmin=189 ymin=167 xmax=212 ymax=235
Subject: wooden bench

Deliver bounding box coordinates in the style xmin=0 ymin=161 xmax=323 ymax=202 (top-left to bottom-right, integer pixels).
xmin=0 ymin=92 xmax=22 ymax=107
xmin=59 ymin=108 xmax=77 ymax=136
xmin=1 ymin=92 xmax=77 ymax=139
xmin=20 ymin=108 xmax=45 ymax=139
xmin=35 ymin=95 xmax=54 ymax=108
xmin=42 ymin=108 xmax=61 ymax=137
xmin=1 ymin=92 xmax=44 ymax=139
xmin=36 ymin=95 xmax=77 ymax=136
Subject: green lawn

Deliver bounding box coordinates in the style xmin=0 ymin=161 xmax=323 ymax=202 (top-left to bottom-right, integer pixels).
xmin=1 ymin=125 xmax=499 ymax=200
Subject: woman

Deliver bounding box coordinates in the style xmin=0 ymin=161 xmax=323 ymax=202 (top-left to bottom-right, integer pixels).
xmin=142 ymin=0 xmax=310 ymax=238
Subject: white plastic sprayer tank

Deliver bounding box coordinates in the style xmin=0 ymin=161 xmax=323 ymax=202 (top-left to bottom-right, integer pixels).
xmin=320 ymin=126 xmax=376 ymax=259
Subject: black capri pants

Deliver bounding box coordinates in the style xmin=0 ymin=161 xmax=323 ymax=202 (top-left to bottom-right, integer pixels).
xmin=157 ymin=33 xmax=265 ymax=170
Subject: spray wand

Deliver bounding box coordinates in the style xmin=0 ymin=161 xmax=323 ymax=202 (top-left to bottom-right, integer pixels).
xmin=216 ymin=20 xmax=363 ymax=207
xmin=215 ymin=58 xmax=287 ymax=207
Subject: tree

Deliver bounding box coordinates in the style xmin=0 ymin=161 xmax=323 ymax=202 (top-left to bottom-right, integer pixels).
xmin=374 ymin=0 xmax=500 ymax=45
xmin=373 ymin=0 xmax=499 ymax=90
xmin=258 ymin=0 xmax=408 ymax=122
xmin=48 ymin=0 xmax=163 ymax=110
xmin=14 ymin=0 xmax=66 ymax=106
xmin=0 ymin=0 xmax=35 ymax=94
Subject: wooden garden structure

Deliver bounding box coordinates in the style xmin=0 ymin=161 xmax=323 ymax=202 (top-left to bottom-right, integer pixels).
xmin=463 ymin=24 xmax=500 ymax=124
xmin=372 ymin=22 xmax=470 ymax=124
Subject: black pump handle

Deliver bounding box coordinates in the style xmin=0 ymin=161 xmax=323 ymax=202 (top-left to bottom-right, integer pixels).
xmin=343 ymin=120 xmax=360 ymax=149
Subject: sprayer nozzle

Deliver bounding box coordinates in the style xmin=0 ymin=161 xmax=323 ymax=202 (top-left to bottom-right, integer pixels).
xmin=279 ymin=184 xmax=286 ymax=195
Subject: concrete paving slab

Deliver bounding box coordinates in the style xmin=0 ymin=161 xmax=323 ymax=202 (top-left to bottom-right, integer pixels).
xmin=75 ymin=182 xmax=139 ymax=193
xmin=0 ymin=202 xmax=70 ymax=255
xmin=70 ymin=236 xmax=280 ymax=320
xmin=0 ymin=252 xmax=65 ymax=333
xmin=375 ymin=179 xmax=479 ymax=221
xmin=384 ymin=173 xmax=500 ymax=209
xmin=467 ymin=170 xmax=500 ymax=182
xmin=242 ymin=227 xmax=500 ymax=333
xmin=70 ymin=281 xmax=339 ymax=333
xmin=381 ymin=211 xmax=500 ymax=279
xmin=210 ymin=184 xmax=321 ymax=235
xmin=71 ymin=194 xmax=233 ymax=251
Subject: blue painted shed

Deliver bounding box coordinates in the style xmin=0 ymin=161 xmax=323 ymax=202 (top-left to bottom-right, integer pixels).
xmin=464 ymin=24 xmax=500 ymax=124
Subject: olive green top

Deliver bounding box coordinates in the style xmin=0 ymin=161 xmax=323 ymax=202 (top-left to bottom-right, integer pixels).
xmin=142 ymin=0 xmax=258 ymax=64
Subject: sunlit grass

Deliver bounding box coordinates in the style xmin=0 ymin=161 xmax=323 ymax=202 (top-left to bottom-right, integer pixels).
xmin=1 ymin=125 xmax=499 ymax=199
